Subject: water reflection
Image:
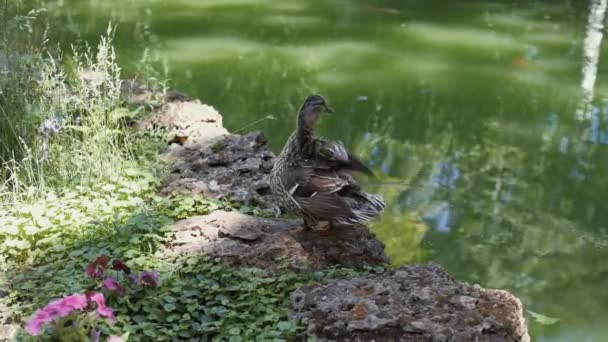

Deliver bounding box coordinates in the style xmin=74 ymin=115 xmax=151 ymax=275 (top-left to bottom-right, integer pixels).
xmin=40 ymin=0 xmax=608 ymax=340
xmin=575 ymin=0 xmax=607 ymax=121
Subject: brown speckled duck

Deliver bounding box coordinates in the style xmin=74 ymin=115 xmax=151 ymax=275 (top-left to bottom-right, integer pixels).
xmin=269 ymin=95 xmax=385 ymax=231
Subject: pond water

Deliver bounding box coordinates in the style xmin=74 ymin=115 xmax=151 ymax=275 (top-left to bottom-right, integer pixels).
xmin=39 ymin=0 xmax=608 ymax=340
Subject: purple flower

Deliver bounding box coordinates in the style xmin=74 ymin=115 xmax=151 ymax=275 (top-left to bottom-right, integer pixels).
xmin=90 ymin=328 xmax=101 ymax=342
xmin=103 ymin=277 xmax=125 ymax=294
xmin=126 ymin=273 xmax=138 ymax=284
xmin=140 ymin=271 xmax=160 ymax=288
xmin=39 ymin=116 xmax=63 ymax=136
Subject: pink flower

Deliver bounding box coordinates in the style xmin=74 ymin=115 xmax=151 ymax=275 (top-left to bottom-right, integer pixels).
xmin=103 ymin=277 xmax=125 ymax=294
xmin=86 ymin=255 xmax=110 ymax=278
xmin=24 ymin=293 xmax=88 ymax=335
xmin=140 ymin=271 xmax=160 ymax=288
xmin=107 ymin=336 xmax=124 ymax=342
xmin=24 ymin=308 xmax=53 ymax=336
xmin=52 ymin=300 xmax=74 ymax=317
xmin=62 ymin=294 xmax=88 ymax=310
xmin=88 ymin=292 xmax=115 ymax=321
xmin=24 ymin=292 xmax=119 ymax=336
xmin=51 ymin=293 xmax=89 ymax=317
xmin=24 ymin=318 xmax=43 ymax=336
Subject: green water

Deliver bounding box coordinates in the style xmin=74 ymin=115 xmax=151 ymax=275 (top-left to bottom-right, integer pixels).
xmin=38 ymin=0 xmax=608 ymax=340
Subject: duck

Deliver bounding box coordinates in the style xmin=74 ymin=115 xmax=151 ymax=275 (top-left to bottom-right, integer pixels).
xmin=269 ymin=94 xmax=385 ymax=231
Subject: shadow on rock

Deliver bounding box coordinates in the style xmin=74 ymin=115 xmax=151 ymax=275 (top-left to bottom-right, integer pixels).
xmin=132 ymin=96 xmax=280 ymax=209
xmin=164 ymin=210 xmax=388 ymax=271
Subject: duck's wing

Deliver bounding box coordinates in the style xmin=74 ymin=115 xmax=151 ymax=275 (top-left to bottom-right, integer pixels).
xmin=315 ymin=139 xmax=374 ymax=176
xmin=287 ymin=168 xmax=384 ymax=224
xmin=284 ymin=168 xmax=353 ymax=221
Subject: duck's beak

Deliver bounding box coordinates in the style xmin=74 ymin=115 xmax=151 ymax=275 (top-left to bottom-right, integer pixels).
xmin=325 ymin=106 xmax=335 ymax=113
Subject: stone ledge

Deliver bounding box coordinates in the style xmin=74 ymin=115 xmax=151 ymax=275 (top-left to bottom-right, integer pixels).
xmin=290 ymin=263 xmax=529 ymax=342
xmin=128 ymin=86 xmax=530 ymax=342
xmin=164 ymin=210 xmax=389 ymax=271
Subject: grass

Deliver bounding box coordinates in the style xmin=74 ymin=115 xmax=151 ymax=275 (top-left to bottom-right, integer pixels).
xmin=0 ymin=0 xmax=166 ymax=203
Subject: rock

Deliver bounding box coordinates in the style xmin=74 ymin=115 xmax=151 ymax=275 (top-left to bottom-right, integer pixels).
xmin=136 ymin=100 xmax=228 ymax=145
xmin=290 ymin=263 xmax=529 ymax=342
xmin=121 ymin=79 xmax=155 ymax=106
xmin=164 ymin=210 xmax=388 ymax=270
xmin=160 ymin=131 xmax=278 ymax=208
xmin=133 ymin=97 xmax=278 ymax=206
xmin=121 ymin=79 xmax=192 ymax=108
xmin=132 ymin=92 xmax=278 ymax=208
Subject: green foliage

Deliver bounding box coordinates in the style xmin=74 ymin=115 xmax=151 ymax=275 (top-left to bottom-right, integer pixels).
xmin=6 ymin=237 xmax=363 ymax=341
xmin=155 ymin=194 xmax=228 ymax=220
xmin=1 ymin=160 xmax=367 ymax=340
xmin=0 ymin=169 xmax=160 ymax=264
xmin=155 ymin=193 xmax=276 ymax=220
xmin=106 ymin=256 xmax=309 ymax=341
xmin=0 ymin=1 xmax=167 ymax=204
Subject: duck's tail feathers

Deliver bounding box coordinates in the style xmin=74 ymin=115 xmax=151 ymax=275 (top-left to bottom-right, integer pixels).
xmin=362 ymin=192 xmax=386 ymax=212
xmin=338 ymin=192 xmax=385 ymax=225
xmin=346 ymin=153 xmax=376 ymax=177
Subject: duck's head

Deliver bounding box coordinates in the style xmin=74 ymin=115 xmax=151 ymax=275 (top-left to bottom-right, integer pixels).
xmin=297 ymin=94 xmax=334 ymax=128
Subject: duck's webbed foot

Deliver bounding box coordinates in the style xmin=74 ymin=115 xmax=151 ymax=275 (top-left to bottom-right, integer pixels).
xmin=303 ymin=218 xmax=316 ymax=231
xmin=318 ymin=221 xmax=333 ymax=235
xmin=303 ymin=219 xmax=335 ymax=233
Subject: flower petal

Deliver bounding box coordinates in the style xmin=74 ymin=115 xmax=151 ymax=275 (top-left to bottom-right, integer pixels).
xmin=89 ymin=292 xmax=116 ymax=321
xmin=111 ymin=260 xmax=131 ymax=274
xmin=96 ymin=255 xmax=110 ymax=267
xmin=24 ymin=305 xmax=56 ymax=336
xmin=85 ymin=263 xmax=97 ymax=278
xmin=140 ymin=271 xmax=160 ymax=288
xmin=103 ymin=277 xmax=125 ymax=294
xmin=86 ymin=255 xmax=110 ymax=278
xmin=90 ymin=329 xmax=101 ymax=342
xmin=24 ymin=319 xmax=43 ymax=336
xmin=62 ymin=294 xmax=88 ymax=310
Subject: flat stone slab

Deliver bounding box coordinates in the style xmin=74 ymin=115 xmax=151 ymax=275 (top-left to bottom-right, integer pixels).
xmin=290 ymin=263 xmax=529 ymax=342
xmin=160 ymin=131 xmax=278 ymax=209
xmin=164 ymin=210 xmax=389 ymax=270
